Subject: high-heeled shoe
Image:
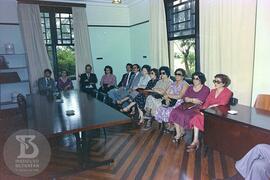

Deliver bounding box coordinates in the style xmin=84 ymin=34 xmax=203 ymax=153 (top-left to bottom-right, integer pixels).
xmin=137 ymin=119 xmax=144 ymax=125
xmin=116 ymin=100 xmax=123 ymax=105
xmin=120 ymin=107 xmax=130 ymax=113
xmin=172 ymin=134 xmax=184 ymax=143
xmin=186 ymin=142 xmax=200 ymax=152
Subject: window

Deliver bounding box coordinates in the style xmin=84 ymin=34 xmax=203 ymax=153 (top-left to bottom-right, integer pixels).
xmin=165 ymin=0 xmax=199 ymax=77
xmin=40 ymin=7 xmax=75 ymax=79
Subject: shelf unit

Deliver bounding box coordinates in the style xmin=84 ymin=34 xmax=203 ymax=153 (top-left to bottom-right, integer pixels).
xmin=0 ymin=54 xmax=30 ymax=109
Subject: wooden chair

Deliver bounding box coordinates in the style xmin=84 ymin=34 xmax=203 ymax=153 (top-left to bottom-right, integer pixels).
xmin=254 ymin=94 xmax=270 ymax=111
xmin=17 ymin=94 xmax=27 ymax=120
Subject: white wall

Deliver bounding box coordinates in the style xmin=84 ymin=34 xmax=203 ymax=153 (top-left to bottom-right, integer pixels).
xmin=129 ymin=0 xmax=149 ymax=25
xmin=129 ymin=0 xmax=151 ymax=66
xmin=251 ymin=0 xmax=270 ymax=104
xmin=86 ymin=4 xmax=130 ymax=26
xmin=86 ymin=3 xmax=131 ymax=85
xmin=0 ymin=0 xmax=18 ymax=23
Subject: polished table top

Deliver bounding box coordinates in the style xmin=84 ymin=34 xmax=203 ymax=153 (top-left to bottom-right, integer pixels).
xmin=26 ymin=90 xmax=131 ymax=137
xmin=203 ymin=104 xmax=270 ymax=131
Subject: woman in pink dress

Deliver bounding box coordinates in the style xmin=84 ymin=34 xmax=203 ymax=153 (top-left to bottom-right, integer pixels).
xmin=187 ymin=74 xmax=232 ymax=152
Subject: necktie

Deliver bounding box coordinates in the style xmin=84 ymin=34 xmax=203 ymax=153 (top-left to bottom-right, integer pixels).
xmin=126 ymin=73 xmax=130 ymax=86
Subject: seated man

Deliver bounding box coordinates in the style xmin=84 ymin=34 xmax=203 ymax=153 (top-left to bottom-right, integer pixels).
xmin=38 ymin=69 xmax=56 ymax=95
xmin=232 ymin=144 xmax=270 ymax=180
xmin=79 ymin=64 xmax=97 ymax=97
xmin=107 ymin=63 xmax=133 ymax=104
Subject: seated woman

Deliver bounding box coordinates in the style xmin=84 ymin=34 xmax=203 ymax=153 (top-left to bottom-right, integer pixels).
xmin=143 ymin=66 xmax=173 ymax=130
xmin=98 ymin=65 xmax=117 ymax=100
xmin=186 ymin=74 xmax=232 ymax=152
xmin=57 ymin=70 xmax=73 ymax=91
xmin=169 ymin=72 xmax=210 ymax=143
xmin=118 ymin=65 xmax=151 ymax=112
xmin=120 ymin=68 xmax=159 ymax=122
xmin=234 ymin=144 xmax=270 ymax=180
xmin=154 ymin=68 xmax=189 ymax=131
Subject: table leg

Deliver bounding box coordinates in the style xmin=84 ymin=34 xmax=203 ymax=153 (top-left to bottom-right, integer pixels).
xmin=204 ymin=145 xmax=209 ymax=157
xmin=73 ymin=131 xmax=114 ymax=169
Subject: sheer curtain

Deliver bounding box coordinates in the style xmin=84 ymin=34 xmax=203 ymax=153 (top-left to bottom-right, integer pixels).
xmin=149 ymin=0 xmax=169 ymax=68
xmin=18 ymin=3 xmax=53 ymax=93
xmin=200 ymin=0 xmax=257 ymax=106
xmin=72 ymin=7 xmax=94 ymax=77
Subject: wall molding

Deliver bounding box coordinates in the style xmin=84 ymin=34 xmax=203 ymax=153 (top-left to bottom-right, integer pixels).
xmin=17 ymin=0 xmax=86 ymax=7
xmin=88 ymin=20 xmax=149 ymax=28
xmin=0 ymin=22 xmax=20 ymax=26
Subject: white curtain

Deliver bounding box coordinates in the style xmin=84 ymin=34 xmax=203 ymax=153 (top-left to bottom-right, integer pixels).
xmin=18 ymin=3 xmax=53 ymax=93
xmin=72 ymin=7 xmax=94 ymax=77
xmin=149 ymin=0 xmax=169 ymax=68
xmin=200 ymin=0 xmax=257 ymax=106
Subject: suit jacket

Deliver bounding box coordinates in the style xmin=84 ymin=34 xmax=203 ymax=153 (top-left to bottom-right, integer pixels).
xmin=80 ymin=73 xmax=97 ymax=91
xmin=129 ymin=72 xmax=142 ymax=89
xmin=38 ymin=77 xmax=56 ymax=95
xmin=117 ymin=72 xmax=134 ymax=88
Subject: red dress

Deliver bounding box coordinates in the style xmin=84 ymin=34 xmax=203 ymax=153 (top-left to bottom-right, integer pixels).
xmin=189 ymin=87 xmax=232 ymax=131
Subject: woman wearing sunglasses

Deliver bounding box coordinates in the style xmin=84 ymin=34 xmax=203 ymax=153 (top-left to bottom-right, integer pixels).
xmin=154 ymin=68 xmax=189 ymax=131
xmin=186 ymin=74 xmax=232 ymax=152
xmin=143 ymin=66 xmax=173 ymax=130
xmin=169 ymin=72 xmax=210 ymax=143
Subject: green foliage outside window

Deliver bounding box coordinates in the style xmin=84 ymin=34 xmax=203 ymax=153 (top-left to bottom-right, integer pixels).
xmin=174 ymin=39 xmax=195 ymax=77
xmin=57 ymin=46 xmax=75 ymax=77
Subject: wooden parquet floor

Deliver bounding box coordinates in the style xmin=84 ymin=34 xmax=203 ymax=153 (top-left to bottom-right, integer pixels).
xmin=0 ymin=109 xmax=237 ymax=180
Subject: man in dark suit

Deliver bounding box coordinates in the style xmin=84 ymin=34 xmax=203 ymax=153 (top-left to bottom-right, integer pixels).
xmin=38 ymin=69 xmax=56 ymax=95
xmin=79 ymin=64 xmax=98 ymax=97
xmin=107 ymin=63 xmax=133 ymax=104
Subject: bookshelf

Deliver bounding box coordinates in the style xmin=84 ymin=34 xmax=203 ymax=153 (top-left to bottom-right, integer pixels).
xmin=0 ymin=54 xmax=30 ymax=109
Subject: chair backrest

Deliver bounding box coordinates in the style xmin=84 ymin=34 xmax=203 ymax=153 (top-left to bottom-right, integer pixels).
xmin=254 ymin=94 xmax=270 ymax=111
xmin=17 ymin=94 xmax=27 ymax=119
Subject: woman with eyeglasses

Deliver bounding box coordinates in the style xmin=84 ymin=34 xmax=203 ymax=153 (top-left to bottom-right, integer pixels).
xmin=98 ymin=65 xmax=117 ymax=100
xmin=154 ymin=68 xmax=189 ymax=131
xmin=186 ymin=74 xmax=232 ymax=152
xmin=143 ymin=66 xmax=173 ymax=130
xmin=169 ymin=72 xmax=210 ymax=143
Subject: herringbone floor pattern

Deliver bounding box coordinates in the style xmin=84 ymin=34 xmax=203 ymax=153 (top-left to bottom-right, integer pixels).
xmin=0 ymin=109 xmax=237 ymax=180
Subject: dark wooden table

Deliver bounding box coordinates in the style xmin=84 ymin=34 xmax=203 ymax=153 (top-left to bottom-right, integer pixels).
xmin=203 ymin=104 xmax=270 ymax=160
xmin=26 ymin=90 xmax=131 ymax=169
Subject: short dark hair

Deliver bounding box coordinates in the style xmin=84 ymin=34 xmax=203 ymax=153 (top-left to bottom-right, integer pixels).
xmin=44 ymin=69 xmax=52 ymax=74
xmin=133 ymin=64 xmax=140 ymax=71
xmin=126 ymin=63 xmax=133 ymax=68
xmin=150 ymin=68 xmax=159 ymax=79
xmin=192 ymin=72 xmax=206 ymax=84
xmin=85 ymin=64 xmax=92 ymax=70
xmin=159 ymin=66 xmax=170 ymax=77
xmin=142 ymin=65 xmax=151 ymax=74
xmin=215 ymin=74 xmax=231 ymax=87
xmin=104 ymin=65 xmax=113 ymax=74
xmin=174 ymin=68 xmax=186 ymax=77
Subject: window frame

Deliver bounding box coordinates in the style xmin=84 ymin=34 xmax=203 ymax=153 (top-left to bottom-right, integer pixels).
xmin=164 ymin=0 xmax=200 ymax=73
xmin=40 ymin=6 xmax=75 ymax=79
